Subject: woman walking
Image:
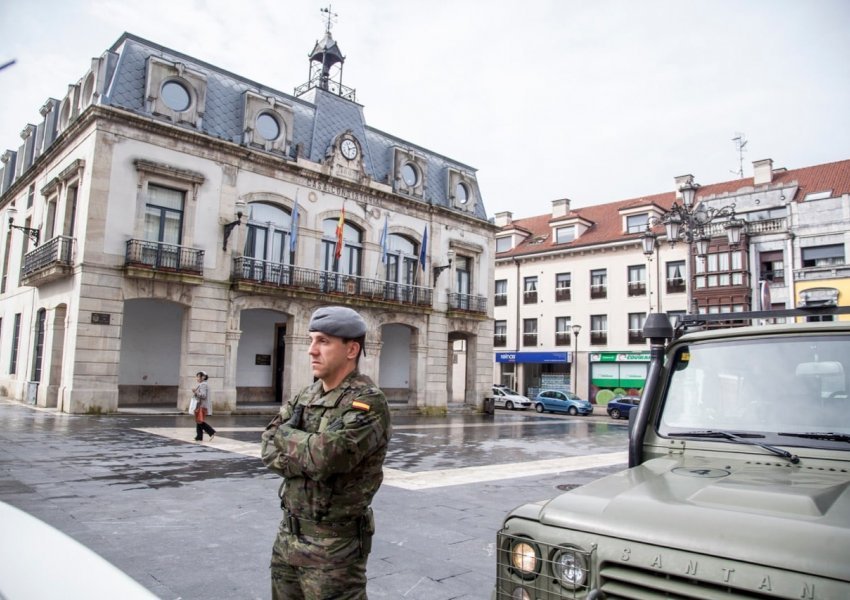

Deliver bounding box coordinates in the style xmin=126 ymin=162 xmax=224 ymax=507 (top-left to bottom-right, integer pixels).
xmin=192 ymin=371 xmax=216 ymax=442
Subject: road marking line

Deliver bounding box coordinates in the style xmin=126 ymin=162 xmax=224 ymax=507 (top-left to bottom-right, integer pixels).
xmin=134 ymin=427 xmax=626 ymax=489
xmin=382 ymin=452 xmax=627 ymax=490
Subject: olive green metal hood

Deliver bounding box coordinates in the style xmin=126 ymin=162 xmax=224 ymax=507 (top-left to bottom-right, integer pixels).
xmin=533 ymin=456 xmax=850 ymax=581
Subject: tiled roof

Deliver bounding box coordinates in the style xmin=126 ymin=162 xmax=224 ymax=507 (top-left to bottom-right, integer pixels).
xmin=497 ymin=159 xmax=850 ymax=259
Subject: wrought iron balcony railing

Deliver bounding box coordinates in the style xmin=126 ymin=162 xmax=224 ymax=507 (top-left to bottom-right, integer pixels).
xmin=627 ymin=282 xmax=647 ymax=297
xmin=233 ymin=256 xmax=433 ymax=308
xmin=125 ymin=239 xmax=204 ymax=275
xmin=666 ymin=278 xmax=686 ymax=294
xmin=448 ymin=292 xmax=488 ymax=314
xmin=20 ymin=236 xmax=75 ymax=282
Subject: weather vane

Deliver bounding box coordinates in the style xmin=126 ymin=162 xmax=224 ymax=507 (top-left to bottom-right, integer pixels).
xmin=320 ymin=5 xmax=338 ymax=33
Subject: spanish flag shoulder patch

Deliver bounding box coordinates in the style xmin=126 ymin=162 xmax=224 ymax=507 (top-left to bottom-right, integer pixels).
xmin=351 ymin=400 xmax=371 ymax=411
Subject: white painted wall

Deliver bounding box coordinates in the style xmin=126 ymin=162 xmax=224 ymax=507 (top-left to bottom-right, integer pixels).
xmin=237 ymin=309 xmax=285 ymax=387
xmin=379 ymin=324 xmax=410 ymax=388
xmin=118 ymin=299 xmax=182 ymax=385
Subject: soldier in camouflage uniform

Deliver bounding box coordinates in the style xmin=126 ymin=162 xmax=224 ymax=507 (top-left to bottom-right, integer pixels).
xmin=261 ymin=306 xmax=391 ymax=599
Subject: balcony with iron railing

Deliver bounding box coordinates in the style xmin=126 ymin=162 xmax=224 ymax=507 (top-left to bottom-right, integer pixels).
xmin=666 ymin=278 xmax=686 ymax=294
xmin=555 ymin=287 xmax=571 ymax=301
xmin=448 ymin=292 xmax=488 ymax=315
xmin=627 ymin=281 xmax=646 ymax=297
xmin=555 ymin=333 xmax=571 ymax=346
xmin=628 ymin=329 xmax=645 ymax=344
xmin=125 ymin=239 xmax=205 ymax=283
xmin=494 ymin=334 xmax=507 ymax=347
xmin=232 ymin=256 xmax=433 ymax=309
xmin=494 ymin=293 xmax=507 ymax=306
xmin=522 ymin=333 xmax=538 ymax=347
xmin=20 ymin=236 xmax=76 ymax=286
xmin=590 ymin=284 xmax=607 ymax=299
xmin=590 ymin=331 xmax=608 ymax=345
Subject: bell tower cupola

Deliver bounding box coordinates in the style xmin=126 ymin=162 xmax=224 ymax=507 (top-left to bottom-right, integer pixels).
xmin=294 ymin=5 xmax=356 ymax=102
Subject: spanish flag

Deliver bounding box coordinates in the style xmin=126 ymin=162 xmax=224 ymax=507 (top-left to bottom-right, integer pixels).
xmin=335 ymin=204 xmax=345 ymax=260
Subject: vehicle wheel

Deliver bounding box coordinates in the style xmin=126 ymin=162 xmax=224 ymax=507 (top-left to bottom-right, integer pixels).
xmin=535 ymin=403 xmax=544 ymax=413
xmin=568 ymin=406 xmax=578 ymax=416
xmin=505 ymin=401 xmax=514 ymax=410
xmin=610 ymin=408 xmax=621 ymax=419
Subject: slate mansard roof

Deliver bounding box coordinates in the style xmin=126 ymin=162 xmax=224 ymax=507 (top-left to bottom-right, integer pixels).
xmin=1 ymin=33 xmax=487 ymax=221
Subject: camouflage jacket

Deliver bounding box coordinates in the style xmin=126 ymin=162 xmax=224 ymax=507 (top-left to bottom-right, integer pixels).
xmin=260 ymin=370 xmax=391 ymax=523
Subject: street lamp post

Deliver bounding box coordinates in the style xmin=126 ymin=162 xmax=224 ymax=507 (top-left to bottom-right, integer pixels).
xmin=642 ymin=180 xmax=745 ymax=313
xmin=571 ymin=323 xmax=582 ymax=394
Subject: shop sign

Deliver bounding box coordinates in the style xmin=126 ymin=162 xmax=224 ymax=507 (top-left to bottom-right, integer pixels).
xmin=589 ymin=351 xmax=649 ymax=363
xmin=496 ymin=351 xmax=569 ymax=364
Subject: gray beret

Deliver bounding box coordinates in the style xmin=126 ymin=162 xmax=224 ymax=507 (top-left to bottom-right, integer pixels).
xmin=308 ymin=306 xmax=367 ymax=339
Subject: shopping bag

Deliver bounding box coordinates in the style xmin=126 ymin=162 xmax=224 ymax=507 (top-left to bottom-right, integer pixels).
xmin=188 ymin=397 xmax=198 ymax=412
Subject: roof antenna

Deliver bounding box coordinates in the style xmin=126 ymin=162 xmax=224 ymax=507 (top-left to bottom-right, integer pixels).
xmin=320 ymin=5 xmax=338 ymax=34
xmin=731 ymin=132 xmax=747 ymax=178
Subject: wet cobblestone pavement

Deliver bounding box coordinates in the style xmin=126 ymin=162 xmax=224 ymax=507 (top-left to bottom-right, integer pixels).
xmin=0 ymin=399 xmax=628 ymax=599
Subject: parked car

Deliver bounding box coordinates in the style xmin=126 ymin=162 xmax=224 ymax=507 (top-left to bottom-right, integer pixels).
xmin=606 ymin=395 xmax=640 ymax=419
xmin=491 ymin=385 xmax=533 ymax=410
xmin=533 ymin=390 xmax=593 ymax=415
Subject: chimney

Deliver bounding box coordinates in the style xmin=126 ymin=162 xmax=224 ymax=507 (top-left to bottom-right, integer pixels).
xmin=674 ymin=174 xmax=695 ymax=200
xmin=552 ymin=198 xmax=571 ymax=219
xmin=494 ymin=211 xmax=513 ymax=227
xmin=753 ymin=158 xmax=773 ymax=185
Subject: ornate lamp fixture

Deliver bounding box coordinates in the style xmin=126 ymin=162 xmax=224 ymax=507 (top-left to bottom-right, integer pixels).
xmin=642 ymin=181 xmax=745 ymax=259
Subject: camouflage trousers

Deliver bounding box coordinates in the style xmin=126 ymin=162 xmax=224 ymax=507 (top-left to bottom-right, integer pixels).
xmin=270 ymin=522 xmax=370 ymax=599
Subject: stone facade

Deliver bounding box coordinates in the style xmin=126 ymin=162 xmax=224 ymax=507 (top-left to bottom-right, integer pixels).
xmin=0 ymin=33 xmax=495 ymax=414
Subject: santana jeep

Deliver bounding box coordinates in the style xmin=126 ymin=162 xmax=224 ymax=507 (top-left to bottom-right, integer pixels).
xmin=495 ymin=307 xmax=850 ymax=599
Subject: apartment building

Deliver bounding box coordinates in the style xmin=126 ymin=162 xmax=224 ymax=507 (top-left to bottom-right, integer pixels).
xmin=495 ymin=159 xmax=850 ymax=404
xmin=0 ymin=31 xmax=495 ymax=414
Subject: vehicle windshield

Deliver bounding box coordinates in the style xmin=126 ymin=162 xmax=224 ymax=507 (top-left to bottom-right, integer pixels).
xmin=498 ymin=387 xmax=521 ymax=396
xmin=658 ymin=334 xmax=850 ymax=446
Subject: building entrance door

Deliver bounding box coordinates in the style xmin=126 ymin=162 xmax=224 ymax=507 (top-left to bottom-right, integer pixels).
xmin=274 ymin=324 xmax=286 ymax=403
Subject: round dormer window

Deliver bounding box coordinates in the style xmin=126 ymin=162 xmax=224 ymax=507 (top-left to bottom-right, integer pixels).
xmin=161 ymin=80 xmax=191 ymax=112
xmin=256 ymin=112 xmax=281 ymax=141
xmin=402 ymin=163 xmax=418 ymax=187
xmin=456 ymin=182 xmax=469 ymax=205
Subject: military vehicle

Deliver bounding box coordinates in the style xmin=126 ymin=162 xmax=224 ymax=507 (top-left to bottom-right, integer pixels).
xmin=495 ymin=307 xmax=850 ymax=599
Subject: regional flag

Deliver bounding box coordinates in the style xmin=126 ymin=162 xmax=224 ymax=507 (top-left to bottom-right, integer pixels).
xmin=335 ymin=205 xmax=345 ymax=260
xmin=379 ymin=215 xmax=389 ymax=264
xmin=290 ymin=192 xmax=300 ymax=253
xmin=419 ymin=225 xmax=428 ymax=271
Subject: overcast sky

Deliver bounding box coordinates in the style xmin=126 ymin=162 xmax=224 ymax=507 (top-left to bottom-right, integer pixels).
xmin=2 ymin=0 xmax=848 ymax=218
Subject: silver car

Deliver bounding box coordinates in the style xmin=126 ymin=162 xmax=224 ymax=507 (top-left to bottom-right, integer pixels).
xmin=491 ymin=386 xmax=533 ymax=410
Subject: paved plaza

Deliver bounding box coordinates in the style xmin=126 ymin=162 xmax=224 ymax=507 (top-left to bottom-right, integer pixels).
xmin=0 ymin=398 xmax=629 ymax=599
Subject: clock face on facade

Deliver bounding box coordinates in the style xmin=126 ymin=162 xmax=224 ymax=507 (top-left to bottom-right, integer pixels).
xmin=340 ymin=139 xmax=358 ymax=160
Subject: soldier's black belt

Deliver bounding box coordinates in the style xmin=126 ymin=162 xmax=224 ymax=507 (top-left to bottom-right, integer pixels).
xmin=281 ymin=508 xmax=361 ymax=538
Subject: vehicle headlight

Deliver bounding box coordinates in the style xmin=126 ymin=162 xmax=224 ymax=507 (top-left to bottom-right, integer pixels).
xmin=510 ymin=541 xmax=538 ymax=576
xmin=510 ymin=587 xmax=532 ymax=600
xmin=553 ymin=548 xmax=588 ymax=589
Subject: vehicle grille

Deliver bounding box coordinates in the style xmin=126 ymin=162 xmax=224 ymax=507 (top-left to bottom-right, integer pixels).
xmin=496 ymin=530 xmax=593 ymax=599
xmin=599 ymin=563 xmax=774 ymax=599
